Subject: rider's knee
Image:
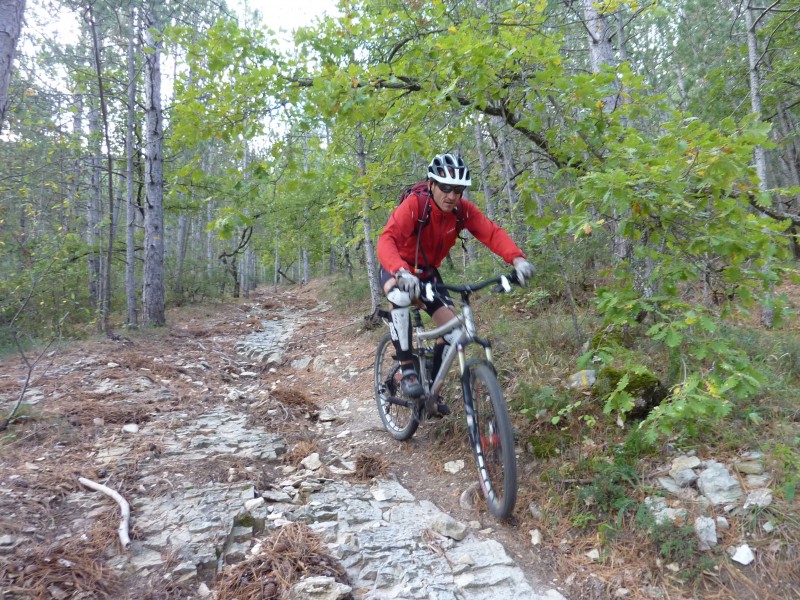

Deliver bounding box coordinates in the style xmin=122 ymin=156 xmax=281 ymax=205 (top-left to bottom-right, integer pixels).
xmin=387 ymin=287 xmax=412 ymax=308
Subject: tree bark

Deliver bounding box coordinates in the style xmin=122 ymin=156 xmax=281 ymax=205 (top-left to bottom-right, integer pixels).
xmin=744 ymin=3 xmax=774 ymax=328
xmin=582 ymin=0 xmax=618 ymax=110
xmin=473 ymin=119 xmax=496 ymax=221
xmin=356 ymin=126 xmax=382 ymax=318
xmin=174 ymin=213 xmax=189 ymax=296
xmin=87 ymin=99 xmax=102 ymax=319
xmin=125 ymin=6 xmax=138 ymax=327
xmin=273 ymin=236 xmax=280 ymax=290
xmin=85 ymin=4 xmax=116 ymax=337
xmin=0 ymin=0 xmax=25 ymax=127
xmin=142 ymin=6 xmax=166 ymax=326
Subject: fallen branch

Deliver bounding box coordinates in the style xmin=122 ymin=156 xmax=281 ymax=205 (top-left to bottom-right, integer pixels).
xmin=78 ymin=477 xmax=131 ymax=549
xmin=277 ymin=268 xmax=297 ymax=284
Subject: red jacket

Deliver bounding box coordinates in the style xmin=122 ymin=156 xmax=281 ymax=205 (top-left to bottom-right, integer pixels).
xmin=377 ymin=188 xmax=525 ymax=275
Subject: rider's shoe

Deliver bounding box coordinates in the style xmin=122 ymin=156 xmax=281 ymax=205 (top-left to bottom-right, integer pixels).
xmin=400 ymin=367 xmax=423 ymax=397
xmin=435 ymin=399 xmax=451 ymax=416
xmin=425 ymin=397 xmax=451 ymax=418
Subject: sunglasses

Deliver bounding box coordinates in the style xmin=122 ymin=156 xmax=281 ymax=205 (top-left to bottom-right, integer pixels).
xmin=437 ymin=183 xmax=466 ymax=194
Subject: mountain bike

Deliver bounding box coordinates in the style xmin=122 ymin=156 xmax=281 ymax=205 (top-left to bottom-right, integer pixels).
xmin=374 ymin=272 xmax=520 ymax=520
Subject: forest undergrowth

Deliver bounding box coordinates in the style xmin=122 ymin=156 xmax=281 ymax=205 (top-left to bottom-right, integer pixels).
xmin=331 ymin=268 xmax=800 ymax=600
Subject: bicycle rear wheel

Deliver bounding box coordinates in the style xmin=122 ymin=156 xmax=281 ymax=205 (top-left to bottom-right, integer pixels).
xmin=463 ymin=361 xmax=517 ymax=519
xmin=374 ymin=332 xmax=420 ymax=441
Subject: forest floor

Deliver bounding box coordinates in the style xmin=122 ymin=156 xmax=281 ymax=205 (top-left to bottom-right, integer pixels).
xmin=0 ymin=277 xmax=797 ymax=599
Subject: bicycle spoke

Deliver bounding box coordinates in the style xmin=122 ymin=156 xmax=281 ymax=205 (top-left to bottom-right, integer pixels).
xmin=465 ymin=362 xmax=517 ymax=519
xmin=374 ymin=333 xmax=419 ymax=441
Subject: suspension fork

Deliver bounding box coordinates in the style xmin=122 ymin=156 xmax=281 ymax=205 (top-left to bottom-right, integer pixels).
xmin=460 ymin=337 xmax=494 ymax=438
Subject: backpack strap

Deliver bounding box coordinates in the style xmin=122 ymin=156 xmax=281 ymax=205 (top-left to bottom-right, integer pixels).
xmin=402 ymin=181 xmax=468 ymax=273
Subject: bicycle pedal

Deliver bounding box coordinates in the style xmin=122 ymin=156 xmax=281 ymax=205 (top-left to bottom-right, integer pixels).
xmin=424 ymin=396 xmax=438 ymax=418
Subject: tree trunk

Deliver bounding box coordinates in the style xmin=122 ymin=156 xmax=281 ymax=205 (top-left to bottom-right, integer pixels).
xmin=86 ymin=4 xmax=116 ymax=337
xmin=142 ymin=6 xmax=166 ymax=326
xmin=174 ymin=213 xmax=189 ymax=296
xmin=274 ymin=237 xmax=280 ymax=290
xmin=125 ymin=7 xmax=138 ymax=327
xmin=206 ymin=199 xmax=214 ymax=275
xmin=0 ymin=0 xmax=25 ymax=127
xmin=473 ymin=119 xmax=496 ymax=221
xmin=582 ymin=0 xmax=618 ymax=111
xmin=744 ymin=3 xmax=774 ymax=327
xmin=776 ymin=103 xmax=800 ymax=259
xmin=356 ymin=127 xmax=382 ymax=317
xmin=87 ymin=100 xmax=102 ymax=319
xmin=744 ymin=4 xmax=768 ymax=190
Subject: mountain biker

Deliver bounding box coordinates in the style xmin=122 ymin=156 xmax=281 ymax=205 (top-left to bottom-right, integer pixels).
xmin=377 ymin=153 xmax=535 ymax=415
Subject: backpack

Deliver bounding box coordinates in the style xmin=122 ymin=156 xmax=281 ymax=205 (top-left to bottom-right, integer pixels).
xmin=399 ymin=181 xmax=466 ymax=236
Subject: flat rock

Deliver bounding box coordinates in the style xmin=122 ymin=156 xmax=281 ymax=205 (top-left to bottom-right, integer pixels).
xmin=697 ymin=461 xmax=743 ymax=505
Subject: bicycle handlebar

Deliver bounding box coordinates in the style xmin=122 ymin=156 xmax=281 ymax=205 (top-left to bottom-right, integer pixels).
xmin=424 ymin=271 xmax=521 ymax=302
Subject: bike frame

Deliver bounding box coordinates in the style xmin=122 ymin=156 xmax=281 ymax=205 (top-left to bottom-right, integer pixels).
xmin=414 ymin=291 xmax=494 ymax=400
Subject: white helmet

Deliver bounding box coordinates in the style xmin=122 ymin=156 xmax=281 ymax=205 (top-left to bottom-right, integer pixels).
xmin=427 ymin=153 xmax=472 ymax=186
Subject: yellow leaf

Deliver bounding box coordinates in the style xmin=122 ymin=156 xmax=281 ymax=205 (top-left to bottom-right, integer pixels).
xmin=684 ymin=317 xmax=697 ymax=325
xmin=448 ymin=25 xmax=457 ymax=33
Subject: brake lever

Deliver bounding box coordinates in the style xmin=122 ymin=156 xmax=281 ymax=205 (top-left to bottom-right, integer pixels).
xmin=492 ymin=272 xmax=519 ymax=293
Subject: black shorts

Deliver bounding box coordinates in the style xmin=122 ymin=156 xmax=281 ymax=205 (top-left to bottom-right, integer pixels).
xmin=379 ymin=267 xmax=454 ymax=316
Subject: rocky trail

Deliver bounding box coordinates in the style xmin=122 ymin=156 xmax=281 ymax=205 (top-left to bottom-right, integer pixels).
xmin=0 ymin=282 xmax=569 ymax=599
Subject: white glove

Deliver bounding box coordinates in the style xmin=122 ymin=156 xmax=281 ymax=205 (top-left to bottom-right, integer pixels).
xmin=514 ymin=259 xmax=535 ymax=286
xmin=395 ymin=269 xmax=420 ymax=299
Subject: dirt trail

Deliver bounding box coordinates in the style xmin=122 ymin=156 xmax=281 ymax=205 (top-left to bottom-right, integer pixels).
xmin=0 ymin=280 xmax=568 ymax=599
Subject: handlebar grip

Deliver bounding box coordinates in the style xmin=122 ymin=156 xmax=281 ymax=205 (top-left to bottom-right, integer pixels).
xmin=492 ymin=271 xmax=520 ymax=293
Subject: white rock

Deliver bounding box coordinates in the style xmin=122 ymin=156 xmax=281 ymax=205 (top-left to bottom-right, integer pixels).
xmin=585 ymin=549 xmax=600 ymax=561
xmin=318 ymin=408 xmax=337 ymax=422
xmin=694 ymin=516 xmax=717 ymax=551
xmin=93 ymin=418 xmax=105 ymax=426
xmin=743 ymin=488 xmax=772 ymax=511
xmin=431 ymin=514 xmax=468 ymax=540
xmin=327 ymin=465 xmax=355 ymax=476
xmin=730 ymin=544 xmax=755 ymax=565
xmin=244 ymin=497 xmax=265 ymax=512
xmin=697 ymin=461 xmax=743 ymax=505
xmin=529 ymin=501 xmax=544 ymax=521
xmin=444 ymin=460 xmax=465 ymax=474
xmin=301 ymin=453 xmax=323 ymax=471
xmin=459 ymin=483 xmax=479 ymax=510
xmin=530 ymin=529 xmax=543 ymax=546
xmin=289 ymin=575 xmax=352 ymax=599
xmin=121 ymin=423 xmax=139 ymax=434
xmin=670 ymin=455 xmax=701 ymax=477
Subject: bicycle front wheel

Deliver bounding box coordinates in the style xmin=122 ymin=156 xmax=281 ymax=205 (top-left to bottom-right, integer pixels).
xmin=374 ymin=332 xmax=419 ymax=441
xmin=463 ymin=361 xmax=517 ymax=520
